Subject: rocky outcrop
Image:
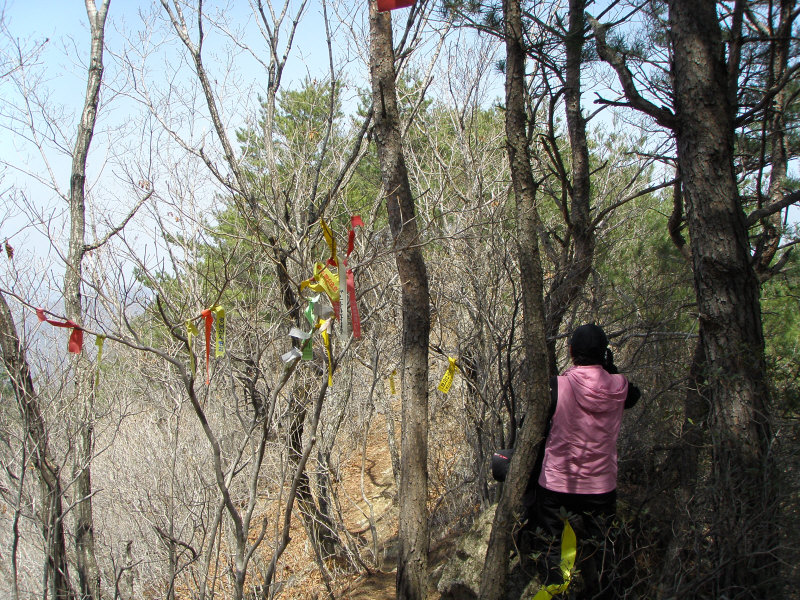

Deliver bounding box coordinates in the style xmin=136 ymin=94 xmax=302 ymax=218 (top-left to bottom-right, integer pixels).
xmin=436 ymin=504 xmax=541 ymax=600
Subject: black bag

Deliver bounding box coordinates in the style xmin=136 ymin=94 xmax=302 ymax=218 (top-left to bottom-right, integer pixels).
xmin=491 ymin=448 xmax=514 ymax=481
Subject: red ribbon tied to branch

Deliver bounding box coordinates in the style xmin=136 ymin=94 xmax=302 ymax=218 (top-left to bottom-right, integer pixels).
xmin=311 ymin=217 xmax=363 ymax=338
xmin=36 ymin=308 xmax=83 ymax=354
xmin=377 ymin=0 xmax=415 ymax=11
xmin=346 ymin=215 xmax=364 ymax=339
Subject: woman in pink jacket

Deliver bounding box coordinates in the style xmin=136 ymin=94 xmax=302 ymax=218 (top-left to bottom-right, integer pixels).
xmin=536 ymin=324 xmax=640 ymax=598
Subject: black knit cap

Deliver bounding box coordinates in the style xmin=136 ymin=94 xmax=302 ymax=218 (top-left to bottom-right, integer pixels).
xmin=569 ymin=324 xmax=608 ymax=361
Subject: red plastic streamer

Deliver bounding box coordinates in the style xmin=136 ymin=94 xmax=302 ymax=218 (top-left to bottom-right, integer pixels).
xmin=347 ymin=269 xmax=361 ymax=339
xmin=348 ymin=215 xmax=364 ymax=257
xmin=377 ymin=0 xmax=415 ymax=11
xmin=345 ymin=215 xmax=364 ymax=339
xmin=313 ymin=215 xmax=364 ymax=338
xmin=36 ymin=308 xmax=83 ymax=354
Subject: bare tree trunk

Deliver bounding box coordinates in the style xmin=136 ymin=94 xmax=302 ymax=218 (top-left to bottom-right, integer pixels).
xmin=479 ymin=1 xmax=552 ymax=598
xmin=288 ymin=384 xmax=340 ymax=558
xmin=591 ymin=1 xmax=783 ymax=590
xmin=260 ymin=376 xmax=330 ymax=598
xmin=0 ymin=292 xmax=75 ymax=600
xmin=67 ymin=3 xmax=110 ymax=599
xmin=115 ymin=541 xmax=135 ymax=600
xmin=666 ymin=179 xmax=709 ymax=496
xmin=543 ymin=0 xmax=595 ymax=370
xmin=367 ymin=3 xmax=431 ymax=598
xmin=667 ymin=0 xmax=776 ymax=593
xmin=375 ymin=349 xmax=401 ymax=492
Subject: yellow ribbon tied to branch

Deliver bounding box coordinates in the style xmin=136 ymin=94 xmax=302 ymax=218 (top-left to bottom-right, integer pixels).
xmin=300 ymin=262 xmax=340 ymax=302
xmin=321 ymin=218 xmax=337 ymax=266
xmin=212 ymin=305 xmax=225 ymax=357
xmin=533 ymin=519 xmax=577 ymax=600
xmin=319 ymin=318 xmax=333 ymax=387
xmin=187 ymin=320 xmax=199 ymax=375
xmin=94 ymin=335 xmax=105 ymax=388
xmin=437 ymin=357 xmax=458 ymax=393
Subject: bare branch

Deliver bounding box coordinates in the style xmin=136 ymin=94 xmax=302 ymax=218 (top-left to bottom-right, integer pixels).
xmin=593 ymin=178 xmax=677 ymax=228
xmin=746 ymin=189 xmax=800 ymax=228
xmin=84 ymin=189 xmax=153 ymax=253
xmin=587 ymin=15 xmax=676 ymax=129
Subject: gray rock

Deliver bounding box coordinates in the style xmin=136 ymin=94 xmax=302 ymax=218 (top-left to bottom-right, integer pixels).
xmin=437 ymin=504 xmax=496 ymax=599
xmin=437 ymin=504 xmax=542 ymax=600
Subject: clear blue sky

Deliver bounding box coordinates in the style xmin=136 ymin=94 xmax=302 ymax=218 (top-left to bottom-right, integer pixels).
xmin=0 ymin=1 xmax=352 ymax=260
xmin=3 ymin=0 xmax=337 ymax=94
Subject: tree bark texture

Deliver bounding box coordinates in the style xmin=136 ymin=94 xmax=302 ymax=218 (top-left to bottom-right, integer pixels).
xmin=368 ymin=3 xmax=431 ymax=599
xmin=479 ymin=1 xmax=552 ymax=598
xmin=543 ymin=0 xmax=596 ymax=371
xmin=67 ymin=3 xmax=110 ymax=598
xmin=288 ymin=384 xmax=340 ymax=558
xmin=0 ymin=293 xmax=75 ymax=600
xmin=667 ymin=0 xmax=776 ymax=593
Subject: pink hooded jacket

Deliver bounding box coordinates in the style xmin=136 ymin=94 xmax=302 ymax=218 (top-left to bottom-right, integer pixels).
xmin=538 ymin=365 xmax=630 ymax=494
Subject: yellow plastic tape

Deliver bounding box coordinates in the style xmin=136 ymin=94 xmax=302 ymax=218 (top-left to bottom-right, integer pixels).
xmin=301 ymin=263 xmax=340 ymax=302
xmin=320 ymin=319 xmax=333 ymax=387
xmin=94 ymin=335 xmax=105 ymax=388
xmin=187 ymin=320 xmax=199 ymax=374
xmin=320 ymin=218 xmax=337 ymax=265
xmin=315 ymin=263 xmax=340 ymax=301
xmin=437 ymin=357 xmax=457 ymax=393
xmin=212 ymin=305 xmax=225 ymax=357
xmin=533 ymin=519 xmax=576 ymax=600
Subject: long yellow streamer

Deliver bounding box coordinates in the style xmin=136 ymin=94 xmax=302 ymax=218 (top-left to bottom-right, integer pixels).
xmin=320 ymin=218 xmax=337 ymax=265
xmin=187 ymin=321 xmax=199 ymax=374
xmin=94 ymin=335 xmax=105 ymax=388
xmin=532 ymin=519 xmax=577 ymax=600
xmin=320 ymin=319 xmax=333 ymax=387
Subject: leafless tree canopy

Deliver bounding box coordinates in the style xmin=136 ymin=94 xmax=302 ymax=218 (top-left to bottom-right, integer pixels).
xmin=0 ymin=1 xmax=798 ymax=599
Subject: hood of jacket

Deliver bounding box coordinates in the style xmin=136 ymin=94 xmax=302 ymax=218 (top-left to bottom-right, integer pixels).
xmin=562 ymin=365 xmax=628 ymax=414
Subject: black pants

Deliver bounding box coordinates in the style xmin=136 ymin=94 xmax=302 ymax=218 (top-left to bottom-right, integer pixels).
xmin=534 ymin=484 xmax=617 ymax=599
